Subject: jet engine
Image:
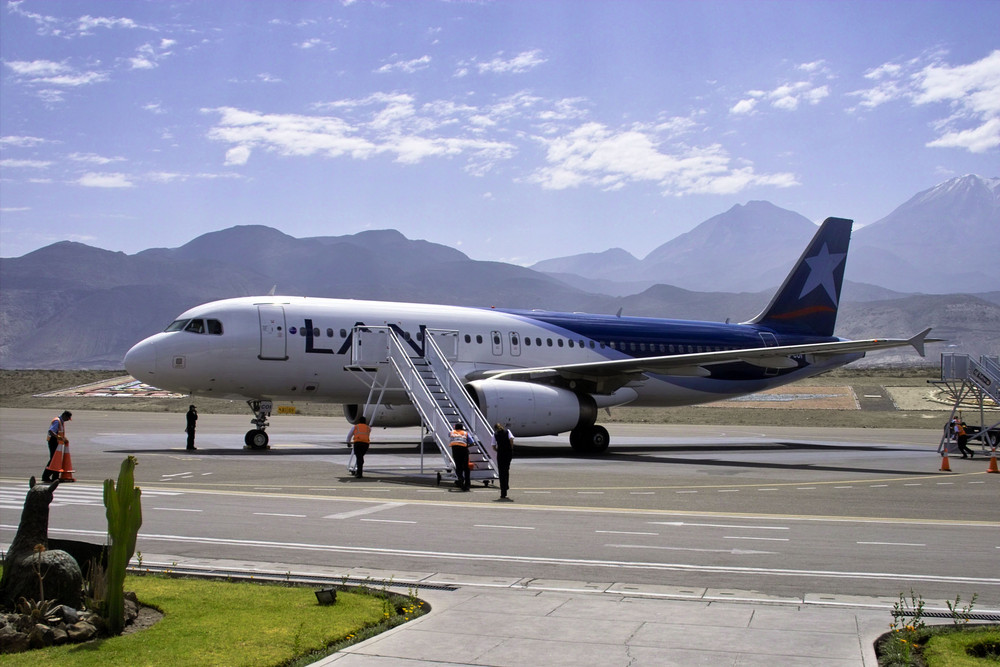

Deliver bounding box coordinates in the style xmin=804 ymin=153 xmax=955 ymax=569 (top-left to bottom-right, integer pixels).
xmin=464 ymin=379 xmax=597 ymax=438
xmin=343 ymin=403 xmax=422 ymax=428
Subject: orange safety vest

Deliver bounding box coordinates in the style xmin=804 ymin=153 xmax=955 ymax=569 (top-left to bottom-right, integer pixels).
xmin=352 ymin=423 xmax=371 ymax=444
xmin=450 ymin=429 xmax=469 ymax=447
xmin=50 ymin=417 xmax=66 ymax=444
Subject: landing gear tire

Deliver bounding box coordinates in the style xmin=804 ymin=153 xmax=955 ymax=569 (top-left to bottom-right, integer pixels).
xmin=569 ymin=425 xmax=610 ymax=455
xmin=245 ymin=429 xmax=269 ymax=450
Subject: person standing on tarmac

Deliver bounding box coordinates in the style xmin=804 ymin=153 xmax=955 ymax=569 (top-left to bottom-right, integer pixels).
xmin=450 ymin=422 xmax=473 ymax=491
xmin=185 ymin=405 xmax=198 ymax=450
xmin=492 ymin=422 xmax=514 ymax=501
xmin=346 ymin=416 xmax=371 ymax=478
xmin=42 ymin=410 xmax=71 ymax=482
xmin=953 ymin=414 xmax=974 ymax=458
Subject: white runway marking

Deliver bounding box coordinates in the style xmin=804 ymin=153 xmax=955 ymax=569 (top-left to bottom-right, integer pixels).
xmin=323 ymin=502 xmax=405 ymax=520
xmin=254 ymin=512 xmax=307 ymax=518
xmin=23 ymin=527 xmax=1000 ymax=589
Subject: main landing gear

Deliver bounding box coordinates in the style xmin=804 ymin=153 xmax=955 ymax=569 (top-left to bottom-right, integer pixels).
xmin=244 ymin=399 xmax=272 ymax=450
xmin=569 ymin=424 xmax=610 ymax=455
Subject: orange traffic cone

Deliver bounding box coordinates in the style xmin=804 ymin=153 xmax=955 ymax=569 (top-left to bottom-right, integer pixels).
xmin=987 ymin=455 xmax=999 ymax=474
xmin=58 ymin=442 xmax=76 ymax=482
xmin=939 ymin=453 xmax=951 ymax=472
xmin=45 ymin=443 xmax=65 ymax=479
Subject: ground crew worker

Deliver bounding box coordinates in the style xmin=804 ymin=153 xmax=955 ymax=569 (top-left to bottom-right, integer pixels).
xmin=42 ymin=410 xmax=71 ymax=482
xmin=185 ymin=405 xmax=198 ymax=450
xmin=954 ymin=415 xmax=974 ymax=458
xmin=450 ymin=422 xmax=473 ymax=491
xmin=492 ymin=423 xmax=515 ymax=501
xmin=346 ymin=416 xmax=371 ymax=478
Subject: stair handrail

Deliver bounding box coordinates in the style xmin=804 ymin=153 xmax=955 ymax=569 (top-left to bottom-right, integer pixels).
xmin=382 ymin=329 xmax=457 ymax=471
xmin=423 ymin=331 xmax=497 ymax=467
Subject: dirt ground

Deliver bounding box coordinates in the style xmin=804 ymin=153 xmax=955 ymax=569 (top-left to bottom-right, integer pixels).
xmin=3 ymin=366 xmax=993 ymax=430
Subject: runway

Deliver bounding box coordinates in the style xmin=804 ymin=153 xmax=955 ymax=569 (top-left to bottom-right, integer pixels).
xmin=3 ymin=407 xmax=997 ymax=610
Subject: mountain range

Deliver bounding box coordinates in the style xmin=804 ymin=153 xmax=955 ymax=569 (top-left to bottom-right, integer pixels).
xmin=533 ymin=175 xmax=998 ymax=295
xmin=1 ymin=174 xmax=997 ymax=369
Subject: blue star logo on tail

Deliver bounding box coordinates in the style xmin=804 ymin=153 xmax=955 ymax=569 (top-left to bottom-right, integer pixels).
xmin=798 ymin=243 xmax=847 ymax=305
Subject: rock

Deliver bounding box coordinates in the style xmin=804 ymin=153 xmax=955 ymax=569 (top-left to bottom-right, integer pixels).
xmin=66 ymin=621 xmax=97 ymax=642
xmin=27 ymin=623 xmax=55 ymax=649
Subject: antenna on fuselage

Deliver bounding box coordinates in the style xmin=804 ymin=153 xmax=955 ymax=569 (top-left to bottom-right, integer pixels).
xmin=267 ymin=285 xmax=277 ymax=296
xmin=616 ymin=307 xmax=623 ymax=318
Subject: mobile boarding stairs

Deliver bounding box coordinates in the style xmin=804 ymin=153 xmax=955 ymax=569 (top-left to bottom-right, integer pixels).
xmin=345 ymin=326 xmax=499 ymax=485
xmin=934 ymin=353 xmax=1000 ymax=455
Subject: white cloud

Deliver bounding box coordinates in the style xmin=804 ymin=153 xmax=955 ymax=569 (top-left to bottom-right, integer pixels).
xmin=730 ymin=98 xmax=758 ymax=115
xmin=68 ymin=153 xmax=126 ymax=165
xmin=376 ymin=55 xmax=432 ymax=74
xmin=4 ymin=59 xmax=107 ymax=87
xmin=528 ymin=122 xmax=797 ymax=195
xmin=457 ymin=50 xmax=547 ymax=77
xmin=77 ymin=172 xmax=133 ymax=188
xmin=0 ymin=159 xmax=52 ymax=169
xmin=76 ymin=14 xmax=139 ymax=34
xmin=206 ymin=102 xmax=515 ymax=173
xmin=0 ymin=135 xmax=53 ymax=147
xmin=851 ymin=50 xmax=1000 ymax=153
xmin=225 ymin=145 xmax=251 ymax=166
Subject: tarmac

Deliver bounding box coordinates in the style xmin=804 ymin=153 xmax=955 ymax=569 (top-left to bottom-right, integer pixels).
xmin=144 ymin=554 xmax=908 ymax=666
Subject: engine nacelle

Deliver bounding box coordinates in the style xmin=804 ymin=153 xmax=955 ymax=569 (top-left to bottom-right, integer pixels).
xmin=464 ymin=380 xmax=597 ymax=437
xmin=343 ymin=403 xmax=421 ymax=428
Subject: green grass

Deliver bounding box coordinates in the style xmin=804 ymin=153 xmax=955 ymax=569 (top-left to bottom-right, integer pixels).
xmin=1 ymin=574 xmax=428 ymax=666
xmin=876 ymin=625 xmax=1000 ymax=666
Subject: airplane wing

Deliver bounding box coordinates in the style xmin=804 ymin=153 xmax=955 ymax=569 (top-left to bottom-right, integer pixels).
xmin=476 ymin=329 xmax=940 ymax=393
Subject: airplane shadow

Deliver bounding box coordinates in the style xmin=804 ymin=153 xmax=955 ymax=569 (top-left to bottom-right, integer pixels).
xmin=510 ymin=441 xmax=928 ymax=477
xmin=103 ymin=441 xmax=927 ymax=477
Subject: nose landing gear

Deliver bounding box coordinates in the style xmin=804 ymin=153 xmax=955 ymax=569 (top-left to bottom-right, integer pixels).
xmin=245 ymin=399 xmax=272 ymax=450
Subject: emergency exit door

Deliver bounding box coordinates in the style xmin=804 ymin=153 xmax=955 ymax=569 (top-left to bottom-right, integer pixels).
xmin=258 ymin=305 xmax=288 ymax=360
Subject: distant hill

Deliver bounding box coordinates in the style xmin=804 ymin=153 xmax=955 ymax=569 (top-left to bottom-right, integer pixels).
xmin=2 ymin=177 xmax=998 ymax=368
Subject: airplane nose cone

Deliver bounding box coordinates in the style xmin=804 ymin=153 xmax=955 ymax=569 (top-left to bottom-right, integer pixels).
xmin=124 ymin=339 xmax=157 ymax=379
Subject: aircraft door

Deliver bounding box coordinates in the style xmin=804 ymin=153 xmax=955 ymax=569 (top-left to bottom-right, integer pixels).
xmin=258 ymin=305 xmax=288 ymax=360
xmin=509 ymin=332 xmax=521 ymax=357
xmin=491 ymin=330 xmax=503 ymax=356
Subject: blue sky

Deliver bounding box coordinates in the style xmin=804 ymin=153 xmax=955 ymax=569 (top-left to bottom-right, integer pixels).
xmin=1 ymin=1 xmax=998 ymax=265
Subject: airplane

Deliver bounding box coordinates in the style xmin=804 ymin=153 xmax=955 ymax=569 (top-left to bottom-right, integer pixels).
xmin=124 ymin=217 xmax=938 ymax=454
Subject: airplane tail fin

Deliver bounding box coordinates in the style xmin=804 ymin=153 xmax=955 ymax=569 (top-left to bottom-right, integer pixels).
xmin=745 ymin=217 xmax=852 ymax=338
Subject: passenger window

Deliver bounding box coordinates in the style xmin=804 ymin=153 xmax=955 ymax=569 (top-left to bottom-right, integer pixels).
xmin=207 ymin=319 xmax=224 ymax=335
xmin=340 ymin=329 xmax=347 ymax=338
xmin=326 ymin=328 xmax=334 ymax=337
xmin=567 ymin=340 xmax=574 ymax=348
xmin=465 ymin=334 xmax=472 ymax=343
xmin=536 ymin=338 xmax=542 ymax=346
xmin=547 ymin=338 xmax=553 ymax=347
xmin=184 ymin=319 xmax=205 ymax=334
xmin=524 ymin=337 xmax=531 ymax=346
xmin=558 ymin=339 xmax=564 ymax=347
xmin=314 ymin=328 xmax=320 ymax=337
xmin=476 ymin=335 xmax=483 ymax=344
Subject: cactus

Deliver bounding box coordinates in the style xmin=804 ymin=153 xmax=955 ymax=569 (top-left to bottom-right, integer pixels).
xmin=103 ymin=455 xmax=142 ymax=635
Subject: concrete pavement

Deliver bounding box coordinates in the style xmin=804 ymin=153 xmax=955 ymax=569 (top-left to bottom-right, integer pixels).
xmin=140 ymin=554 xmax=913 ymax=666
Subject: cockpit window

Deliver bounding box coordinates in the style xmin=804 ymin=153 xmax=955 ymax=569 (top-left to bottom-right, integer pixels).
xmin=165 ymin=319 xmax=188 ymax=332
xmin=207 ymin=319 xmax=223 ymax=335
xmin=185 ymin=319 xmax=205 ymax=334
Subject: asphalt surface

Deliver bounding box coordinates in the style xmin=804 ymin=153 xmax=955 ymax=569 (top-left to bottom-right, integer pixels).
xmin=2 ymin=408 xmax=998 ymax=665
